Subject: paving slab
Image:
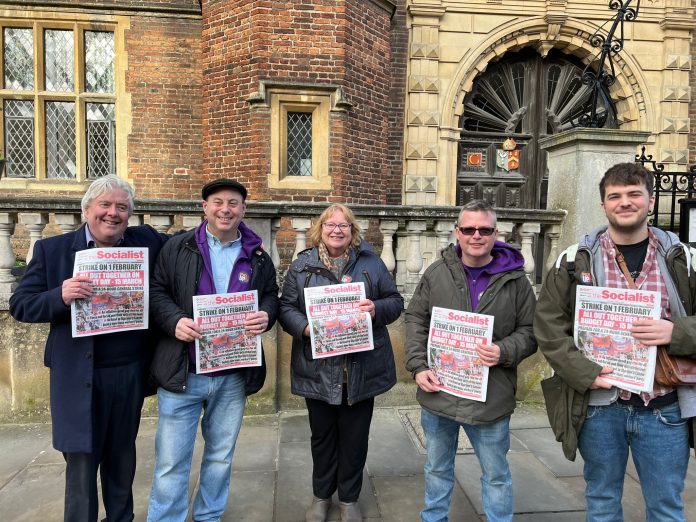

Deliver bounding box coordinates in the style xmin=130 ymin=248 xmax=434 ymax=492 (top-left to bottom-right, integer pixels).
xmin=0 ymin=462 xmax=65 ymax=521
xmin=0 ymin=424 xmax=52 ymax=487
xmin=279 ymin=411 xmax=311 ymax=443
xmin=233 ymin=422 xmax=278 ymax=472
xmin=397 ymin=407 xmax=474 ymax=455
xmin=511 ymin=427 xmax=584 ymax=477
xmin=224 ymin=470 xmax=276 ymax=522
xmin=367 ymin=409 xmax=425 ymax=476
xmin=372 ymin=475 xmax=480 ymax=522
xmin=509 ymin=404 xmax=550 ymax=429
xmin=275 ymin=441 xmax=313 ymax=522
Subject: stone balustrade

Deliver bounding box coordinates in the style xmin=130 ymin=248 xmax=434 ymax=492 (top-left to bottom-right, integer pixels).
xmin=0 ymin=197 xmax=567 ymax=307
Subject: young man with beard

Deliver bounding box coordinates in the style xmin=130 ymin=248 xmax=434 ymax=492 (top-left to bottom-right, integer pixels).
xmin=147 ymin=179 xmax=278 ymax=522
xmin=535 ymin=162 xmax=696 ymax=521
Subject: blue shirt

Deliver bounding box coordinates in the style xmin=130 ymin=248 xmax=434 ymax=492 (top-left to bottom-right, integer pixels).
xmin=206 ymin=226 xmax=242 ymax=293
xmin=85 ymin=226 xmax=124 ymax=248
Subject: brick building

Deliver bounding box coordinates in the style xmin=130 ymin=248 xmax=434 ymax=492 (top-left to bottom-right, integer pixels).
xmin=0 ymin=0 xmax=401 ymax=205
xmin=2 ymin=1 xmax=694 ymax=210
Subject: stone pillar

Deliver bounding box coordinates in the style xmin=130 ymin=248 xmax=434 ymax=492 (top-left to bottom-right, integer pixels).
xmin=405 ymin=220 xmax=427 ymax=298
xmin=18 ymin=213 xmax=47 ymax=264
xmin=149 ymin=215 xmax=173 ymax=235
xmin=539 ymin=129 xmax=651 ymax=252
xmin=0 ymin=212 xmax=17 ymax=306
xmin=291 ymin=218 xmax=311 ymax=260
xmin=379 ymin=220 xmax=399 ymax=272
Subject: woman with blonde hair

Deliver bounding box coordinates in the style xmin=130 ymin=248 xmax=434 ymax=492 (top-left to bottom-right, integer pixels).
xmin=279 ymin=203 xmax=403 ymax=522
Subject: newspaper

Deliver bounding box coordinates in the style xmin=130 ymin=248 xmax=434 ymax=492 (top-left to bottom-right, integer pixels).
xmin=574 ymin=285 xmax=661 ymax=393
xmin=427 ymin=306 xmax=493 ymax=402
xmin=304 ymin=282 xmax=374 ymax=359
xmin=193 ymin=290 xmax=262 ymax=374
xmin=71 ymin=247 xmax=149 ymax=337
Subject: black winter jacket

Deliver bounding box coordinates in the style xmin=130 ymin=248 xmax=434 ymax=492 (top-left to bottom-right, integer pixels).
xmin=149 ymin=228 xmax=279 ymax=394
xmin=279 ymin=242 xmax=403 ymax=405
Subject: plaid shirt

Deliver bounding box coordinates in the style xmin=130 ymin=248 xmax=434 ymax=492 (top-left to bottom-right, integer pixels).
xmin=599 ymin=230 xmax=674 ymax=403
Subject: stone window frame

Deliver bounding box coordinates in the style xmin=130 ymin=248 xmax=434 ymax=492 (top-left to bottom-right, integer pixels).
xmin=0 ymin=12 xmax=128 ymax=193
xmin=249 ymin=82 xmax=352 ymax=191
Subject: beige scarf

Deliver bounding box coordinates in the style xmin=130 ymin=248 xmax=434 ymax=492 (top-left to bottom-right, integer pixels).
xmin=318 ymin=242 xmax=350 ymax=280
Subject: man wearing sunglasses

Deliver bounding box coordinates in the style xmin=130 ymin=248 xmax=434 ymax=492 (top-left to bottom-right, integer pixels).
xmin=405 ymin=199 xmax=537 ymax=522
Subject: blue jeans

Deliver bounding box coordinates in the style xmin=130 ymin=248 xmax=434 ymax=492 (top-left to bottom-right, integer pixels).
xmin=147 ymin=372 xmax=246 ymax=522
xmin=420 ymin=409 xmax=512 ymax=522
xmin=577 ymin=401 xmax=689 ymax=522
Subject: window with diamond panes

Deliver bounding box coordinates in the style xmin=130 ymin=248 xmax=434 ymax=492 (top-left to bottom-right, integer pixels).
xmin=46 ymin=101 xmax=77 ymax=178
xmin=5 ymin=100 xmax=35 ymax=177
xmin=85 ymin=31 xmax=114 ymax=94
xmin=87 ymin=103 xmax=115 ymax=178
xmin=45 ymin=29 xmax=74 ymax=92
xmin=287 ymin=112 xmax=312 ymax=176
xmin=4 ymin=27 xmax=33 ymax=90
xmin=0 ymin=23 xmax=117 ymax=182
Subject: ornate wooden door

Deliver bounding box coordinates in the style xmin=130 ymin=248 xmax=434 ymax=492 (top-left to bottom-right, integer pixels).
xmin=457 ymin=49 xmax=618 ymax=209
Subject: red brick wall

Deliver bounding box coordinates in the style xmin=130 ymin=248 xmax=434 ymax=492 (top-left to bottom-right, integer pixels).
xmin=125 ymin=15 xmax=204 ymax=199
xmin=201 ymin=0 xmax=396 ymax=205
xmin=387 ymin=0 xmax=407 ymax=205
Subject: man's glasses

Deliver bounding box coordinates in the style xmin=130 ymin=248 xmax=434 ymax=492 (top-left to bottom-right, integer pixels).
xmin=457 ymin=226 xmax=496 ymax=236
xmin=322 ymin=222 xmax=352 ymax=231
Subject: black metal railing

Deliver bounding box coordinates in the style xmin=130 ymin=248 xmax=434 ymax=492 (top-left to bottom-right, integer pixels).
xmin=636 ymin=146 xmax=696 ymax=236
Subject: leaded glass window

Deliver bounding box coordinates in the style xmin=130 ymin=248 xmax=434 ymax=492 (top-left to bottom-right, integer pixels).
xmin=4 ymin=28 xmax=34 ymax=90
xmin=85 ymin=31 xmax=114 ymax=93
xmin=5 ymin=100 xmax=35 ymax=177
xmin=87 ymin=103 xmax=115 ymax=178
xmin=45 ymin=101 xmax=76 ymax=179
xmin=1 ymin=22 xmax=117 ymax=181
xmin=45 ymin=29 xmax=74 ymax=92
xmin=287 ymin=112 xmax=312 ymax=176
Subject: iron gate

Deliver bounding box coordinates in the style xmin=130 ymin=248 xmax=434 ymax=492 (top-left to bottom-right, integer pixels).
xmin=635 ymin=146 xmax=696 ymax=242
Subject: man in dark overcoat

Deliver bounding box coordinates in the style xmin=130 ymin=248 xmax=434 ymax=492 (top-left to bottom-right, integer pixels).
xmin=10 ymin=175 xmax=168 ymax=522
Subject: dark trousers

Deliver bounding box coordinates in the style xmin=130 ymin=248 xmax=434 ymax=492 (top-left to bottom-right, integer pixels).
xmin=63 ymin=361 xmax=143 ymax=522
xmin=305 ymin=395 xmax=375 ymax=502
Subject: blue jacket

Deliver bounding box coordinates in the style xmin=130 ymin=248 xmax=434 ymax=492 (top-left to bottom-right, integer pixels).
xmin=9 ymin=225 xmax=168 ymax=453
xmin=279 ymin=241 xmax=403 ymax=405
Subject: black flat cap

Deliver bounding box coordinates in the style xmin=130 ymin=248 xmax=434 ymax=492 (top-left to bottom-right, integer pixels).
xmin=201 ymin=179 xmax=248 ymax=200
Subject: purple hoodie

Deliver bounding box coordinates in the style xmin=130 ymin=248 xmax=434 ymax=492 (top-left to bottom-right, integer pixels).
xmin=187 ymin=220 xmax=263 ymax=374
xmin=455 ymin=240 xmax=524 ymax=310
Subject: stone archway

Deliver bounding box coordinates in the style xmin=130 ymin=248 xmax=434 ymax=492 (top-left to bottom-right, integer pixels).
xmin=455 ymin=48 xmax=619 ymax=209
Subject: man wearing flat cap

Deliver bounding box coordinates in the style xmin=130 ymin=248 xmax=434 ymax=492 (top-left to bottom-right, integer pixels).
xmin=147 ymin=179 xmax=279 ymax=521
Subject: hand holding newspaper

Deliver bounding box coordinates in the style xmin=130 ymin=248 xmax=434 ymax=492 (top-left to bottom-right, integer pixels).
xmin=193 ymin=290 xmax=262 ymax=374
xmin=71 ymin=247 xmax=149 ymax=337
xmin=574 ymin=285 xmax=661 ymax=393
xmin=304 ymin=283 xmax=374 ymax=359
xmin=427 ymin=306 xmax=493 ymax=402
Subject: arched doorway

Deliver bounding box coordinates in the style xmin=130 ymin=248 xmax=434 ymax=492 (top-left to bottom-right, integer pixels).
xmin=457 ymin=49 xmax=618 ymax=209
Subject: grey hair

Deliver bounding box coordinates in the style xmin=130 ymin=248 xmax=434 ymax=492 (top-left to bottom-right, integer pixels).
xmin=457 ymin=199 xmax=497 ymax=226
xmin=81 ymin=175 xmax=135 ymax=216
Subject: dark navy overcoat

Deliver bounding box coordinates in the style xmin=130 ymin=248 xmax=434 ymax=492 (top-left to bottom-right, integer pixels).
xmin=9 ymin=224 xmax=167 ymax=453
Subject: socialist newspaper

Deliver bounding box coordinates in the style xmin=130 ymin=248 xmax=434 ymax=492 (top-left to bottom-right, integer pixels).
xmin=427 ymin=306 xmax=493 ymax=402
xmin=574 ymin=285 xmax=661 ymax=393
xmin=304 ymin=282 xmax=373 ymax=359
xmin=193 ymin=290 xmax=261 ymax=373
xmin=71 ymin=247 xmax=149 ymax=337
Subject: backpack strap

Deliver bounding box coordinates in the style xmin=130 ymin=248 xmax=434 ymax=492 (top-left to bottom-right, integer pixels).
xmin=556 ymin=243 xmax=579 ymax=278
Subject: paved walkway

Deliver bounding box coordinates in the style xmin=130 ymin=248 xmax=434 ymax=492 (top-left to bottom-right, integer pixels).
xmin=1 ymin=404 xmax=696 ymax=521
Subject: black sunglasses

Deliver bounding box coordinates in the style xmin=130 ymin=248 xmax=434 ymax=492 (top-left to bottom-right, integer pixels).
xmin=457 ymin=226 xmax=496 ymax=237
